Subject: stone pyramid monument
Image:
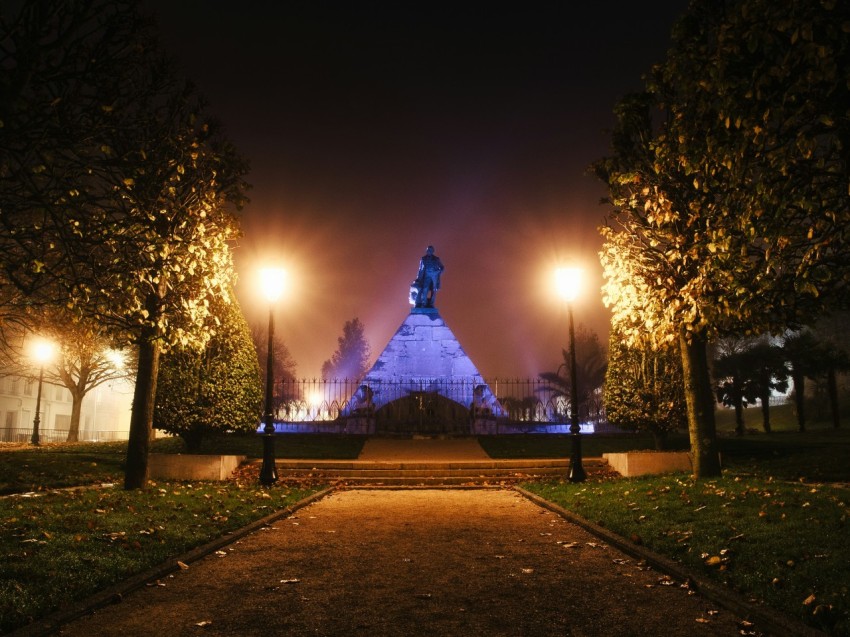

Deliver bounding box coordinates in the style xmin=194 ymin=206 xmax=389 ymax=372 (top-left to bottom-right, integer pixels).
xmin=342 ymin=247 xmax=505 ymax=433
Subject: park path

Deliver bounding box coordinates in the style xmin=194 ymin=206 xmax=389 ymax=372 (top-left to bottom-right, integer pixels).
xmin=55 ymin=489 xmax=756 ymax=637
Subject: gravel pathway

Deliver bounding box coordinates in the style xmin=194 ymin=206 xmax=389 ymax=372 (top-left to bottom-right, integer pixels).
xmin=57 ymin=489 xmax=757 ymax=636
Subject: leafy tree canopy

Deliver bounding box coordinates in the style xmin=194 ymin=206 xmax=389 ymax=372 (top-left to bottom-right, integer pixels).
xmin=604 ymin=327 xmax=686 ymax=449
xmin=154 ymin=292 xmax=262 ymax=451
xmin=0 ymin=0 xmax=250 ymax=488
xmin=595 ymin=0 xmax=850 ymax=476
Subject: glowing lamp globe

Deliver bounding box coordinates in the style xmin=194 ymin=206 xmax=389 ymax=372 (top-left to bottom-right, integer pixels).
xmin=31 ymin=338 xmax=56 ymax=365
xmin=259 ymin=268 xmax=286 ymax=303
xmin=554 ymin=267 xmax=582 ymax=303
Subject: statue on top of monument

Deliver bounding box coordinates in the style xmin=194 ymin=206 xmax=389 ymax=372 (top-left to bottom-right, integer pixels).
xmin=410 ymin=245 xmax=444 ymax=308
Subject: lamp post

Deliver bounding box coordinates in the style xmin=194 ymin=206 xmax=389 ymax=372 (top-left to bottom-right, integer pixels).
xmin=259 ymin=267 xmax=285 ymax=486
xmin=555 ymin=267 xmax=586 ymax=483
xmin=29 ymin=338 xmax=56 ymax=446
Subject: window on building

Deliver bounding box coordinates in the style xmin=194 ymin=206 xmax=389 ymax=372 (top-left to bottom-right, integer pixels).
xmin=54 ymin=414 xmax=71 ymax=431
xmin=24 ymin=379 xmax=34 ymax=396
xmin=55 ymin=386 xmax=65 ymax=401
xmin=5 ymin=411 xmax=17 ymax=428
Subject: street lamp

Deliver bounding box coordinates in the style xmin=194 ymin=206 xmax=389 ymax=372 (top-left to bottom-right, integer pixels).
xmin=555 ymin=267 xmax=586 ymax=483
xmin=259 ymin=267 xmax=286 ymax=486
xmin=29 ymin=338 xmax=56 ymax=446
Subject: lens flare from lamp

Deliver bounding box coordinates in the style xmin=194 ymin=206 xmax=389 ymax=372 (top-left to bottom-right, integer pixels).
xmin=554 ymin=267 xmax=582 ymax=303
xmin=105 ymin=349 xmax=125 ymax=369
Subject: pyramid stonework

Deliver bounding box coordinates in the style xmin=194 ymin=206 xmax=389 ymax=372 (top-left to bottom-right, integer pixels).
xmin=344 ymin=309 xmax=505 ymax=418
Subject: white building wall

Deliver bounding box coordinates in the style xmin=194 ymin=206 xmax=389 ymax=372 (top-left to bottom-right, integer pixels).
xmin=0 ymin=373 xmax=134 ymax=443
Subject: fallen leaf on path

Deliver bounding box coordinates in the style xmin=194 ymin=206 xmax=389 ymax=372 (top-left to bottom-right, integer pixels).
xmin=280 ymin=579 xmax=301 ymax=584
xmin=561 ymin=542 xmax=579 ymax=549
xmin=177 ymin=561 xmax=189 ymax=570
xmin=195 ymin=620 xmax=212 ymax=627
xmin=521 ymin=568 xmax=534 ymax=574
xmin=695 ymin=618 xmax=710 ymax=624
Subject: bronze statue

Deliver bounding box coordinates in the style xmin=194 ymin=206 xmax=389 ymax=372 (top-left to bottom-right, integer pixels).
xmin=411 ymin=245 xmax=444 ymax=308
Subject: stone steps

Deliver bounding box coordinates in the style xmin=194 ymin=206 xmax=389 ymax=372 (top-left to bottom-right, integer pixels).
xmin=262 ymin=458 xmax=610 ymax=485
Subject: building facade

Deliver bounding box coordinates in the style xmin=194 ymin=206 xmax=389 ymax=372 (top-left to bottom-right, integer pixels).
xmin=0 ymin=372 xmax=133 ymax=443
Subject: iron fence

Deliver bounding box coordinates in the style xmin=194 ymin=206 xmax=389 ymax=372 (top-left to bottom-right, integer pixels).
xmin=0 ymin=428 xmax=128 ymax=444
xmin=273 ymin=377 xmax=606 ymax=427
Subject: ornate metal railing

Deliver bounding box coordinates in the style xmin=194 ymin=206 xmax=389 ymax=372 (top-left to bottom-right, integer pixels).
xmin=0 ymin=428 xmax=128 ymax=443
xmin=272 ymin=377 xmax=606 ymax=427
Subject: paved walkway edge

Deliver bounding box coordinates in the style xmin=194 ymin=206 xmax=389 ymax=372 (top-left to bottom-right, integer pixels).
xmin=515 ymin=486 xmax=824 ymax=637
xmin=12 ymin=487 xmax=335 ymax=637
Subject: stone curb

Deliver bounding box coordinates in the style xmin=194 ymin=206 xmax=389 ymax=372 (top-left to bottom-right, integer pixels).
xmin=514 ymin=486 xmax=825 ymax=637
xmin=12 ymin=487 xmax=335 ymax=637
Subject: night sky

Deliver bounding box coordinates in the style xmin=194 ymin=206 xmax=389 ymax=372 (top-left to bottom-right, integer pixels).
xmin=145 ymin=1 xmax=688 ymax=378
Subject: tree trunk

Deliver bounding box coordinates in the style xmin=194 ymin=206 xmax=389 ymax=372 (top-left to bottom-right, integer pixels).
xmin=65 ymin=389 xmax=84 ymax=442
xmin=124 ymin=327 xmax=161 ymax=490
xmin=759 ymin=389 xmax=772 ymax=433
xmin=791 ymin=369 xmax=806 ymax=432
xmin=827 ymin=367 xmax=840 ymax=428
xmin=732 ymin=374 xmax=745 ymax=436
xmin=679 ymin=331 xmax=721 ymax=477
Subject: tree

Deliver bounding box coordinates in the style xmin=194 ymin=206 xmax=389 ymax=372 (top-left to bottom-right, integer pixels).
xmin=712 ymin=338 xmax=756 ymax=437
xmin=154 ymin=293 xmax=262 ymax=451
xmin=734 ymin=341 xmax=789 ymax=434
xmin=0 ymin=316 xmax=131 ymax=441
xmin=810 ymin=313 xmax=850 ymax=429
xmin=604 ymin=327 xmax=686 ymax=450
xmin=782 ymin=331 xmax=823 ymax=432
xmin=782 ymin=329 xmax=848 ymax=432
xmin=43 ymin=320 xmax=131 ymax=442
xmin=595 ymin=0 xmax=850 ymax=477
xmin=321 ymin=318 xmax=370 ymax=381
xmin=0 ymin=1 xmax=249 ymax=488
xmin=539 ymin=325 xmax=607 ymax=422
xmin=250 ymin=323 xmax=297 ymax=413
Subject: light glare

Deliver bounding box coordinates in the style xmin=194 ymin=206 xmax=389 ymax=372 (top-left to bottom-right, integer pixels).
xmin=30 ymin=338 xmax=56 ymax=365
xmin=259 ymin=267 xmax=286 ymax=302
xmin=554 ymin=267 xmax=582 ymax=302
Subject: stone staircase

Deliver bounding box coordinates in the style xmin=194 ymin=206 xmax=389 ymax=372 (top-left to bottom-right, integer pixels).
xmin=267 ymin=457 xmax=612 ymax=486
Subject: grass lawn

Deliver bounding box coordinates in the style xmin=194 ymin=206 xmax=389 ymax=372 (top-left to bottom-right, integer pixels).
xmin=0 ymin=433 xmax=367 ymax=494
xmin=148 ymin=432 xmax=368 ymax=459
xmin=3 ymin=412 xmax=848 ymax=634
xmin=0 ymin=481 xmax=322 ymax=634
xmin=523 ymin=475 xmax=849 ymax=635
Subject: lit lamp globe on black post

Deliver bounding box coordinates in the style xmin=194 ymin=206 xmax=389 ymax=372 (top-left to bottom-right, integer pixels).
xmin=555 ymin=267 xmax=586 ymax=483
xmin=259 ymin=267 xmax=285 ymax=486
xmin=29 ymin=337 xmax=56 ymax=446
